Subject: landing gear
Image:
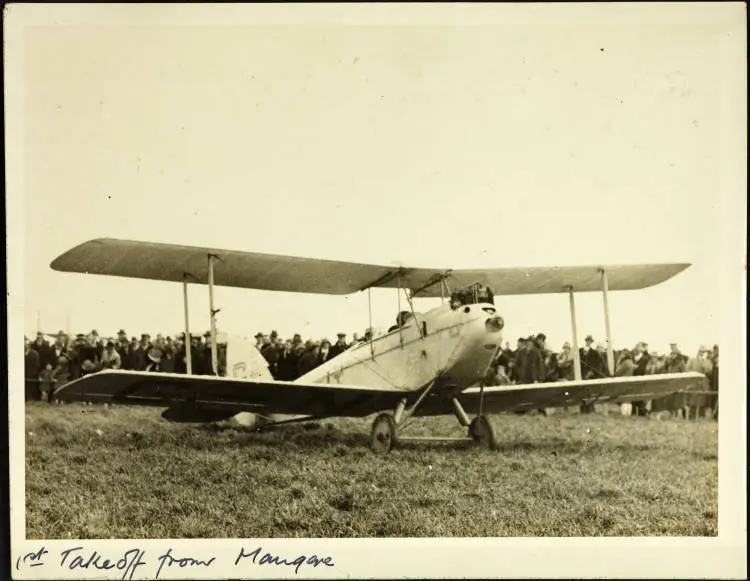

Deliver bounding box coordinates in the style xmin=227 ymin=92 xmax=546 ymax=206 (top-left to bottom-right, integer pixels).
xmin=468 ymin=415 xmax=498 ymax=451
xmin=370 ymin=412 xmax=398 ymax=454
xmin=368 ymin=386 xmax=499 ymax=453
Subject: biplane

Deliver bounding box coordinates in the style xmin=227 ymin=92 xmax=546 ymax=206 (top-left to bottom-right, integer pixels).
xmin=50 ymin=238 xmax=706 ymax=453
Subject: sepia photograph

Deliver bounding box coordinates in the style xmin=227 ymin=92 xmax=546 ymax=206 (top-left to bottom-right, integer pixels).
xmin=6 ymin=3 xmax=746 ymax=579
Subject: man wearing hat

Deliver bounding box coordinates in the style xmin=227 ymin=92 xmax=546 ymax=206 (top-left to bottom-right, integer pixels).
xmin=32 ymin=331 xmax=53 ymax=369
xmin=329 ymin=333 xmax=349 ymax=358
xmin=557 ymin=341 xmax=575 ymax=381
xmin=260 ymin=334 xmax=280 ymax=377
xmin=512 ymin=335 xmax=545 ymax=384
xmin=535 ymin=333 xmax=558 ymax=382
xmin=51 ymin=331 xmax=68 ymax=368
xmin=579 ymin=335 xmax=604 ymax=380
xmin=116 ymin=330 xmax=134 ymax=370
xmin=254 ymin=333 xmax=264 ymax=352
xmin=133 ymin=333 xmax=151 ymax=371
xmin=632 ymin=341 xmax=651 ymax=376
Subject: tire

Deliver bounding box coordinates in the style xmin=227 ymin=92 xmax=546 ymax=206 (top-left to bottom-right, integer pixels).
xmin=370 ymin=413 xmax=398 ymax=454
xmin=468 ymin=415 xmax=498 ymax=451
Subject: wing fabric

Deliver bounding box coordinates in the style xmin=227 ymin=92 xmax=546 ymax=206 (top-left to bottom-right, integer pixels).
xmin=50 ymin=238 xmax=689 ymax=296
xmin=415 ymin=373 xmax=709 ymax=416
xmin=54 ymin=370 xmax=408 ymax=418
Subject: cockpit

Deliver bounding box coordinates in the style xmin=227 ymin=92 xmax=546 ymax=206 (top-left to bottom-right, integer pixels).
xmin=450 ymin=283 xmax=495 ymax=309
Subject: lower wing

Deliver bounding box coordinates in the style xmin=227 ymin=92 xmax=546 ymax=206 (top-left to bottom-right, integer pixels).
xmin=54 ymin=370 xmax=409 ymax=421
xmin=415 ymin=372 xmax=709 ymax=416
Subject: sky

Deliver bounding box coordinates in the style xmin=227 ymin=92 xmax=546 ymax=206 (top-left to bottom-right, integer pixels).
xmin=12 ymin=4 xmax=746 ymax=356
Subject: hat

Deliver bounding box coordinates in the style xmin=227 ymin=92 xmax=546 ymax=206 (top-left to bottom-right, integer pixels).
xmin=337 ymin=332 xmax=346 ymax=338
xmin=118 ymin=329 xmax=127 ymax=336
xmin=141 ymin=333 xmax=150 ymax=340
xmin=585 ymin=335 xmax=594 ymax=343
xmin=57 ymin=330 xmax=66 ymax=337
xmin=36 ymin=331 xmax=44 ymax=336
xmin=147 ymin=347 xmax=163 ymax=363
xmin=254 ymin=333 xmax=264 ymax=339
xmin=562 ymin=341 xmax=571 ymax=349
xmin=91 ymin=329 xmax=99 ymax=336
xmin=270 ymin=330 xmax=278 ymax=338
xmin=204 ymin=331 xmax=211 ymax=338
xmin=536 ymin=333 xmax=546 ymax=341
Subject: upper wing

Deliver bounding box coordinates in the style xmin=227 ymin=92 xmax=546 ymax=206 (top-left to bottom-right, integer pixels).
xmin=415 ymin=373 xmax=709 ymax=416
xmin=50 ymin=238 xmax=689 ymax=296
xmin=54 ymin=370 xmax=408 ymax=419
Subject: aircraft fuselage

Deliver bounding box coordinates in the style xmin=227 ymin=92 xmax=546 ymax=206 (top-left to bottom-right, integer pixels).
xmin=296 ymin=302 xmax=504 ymax=397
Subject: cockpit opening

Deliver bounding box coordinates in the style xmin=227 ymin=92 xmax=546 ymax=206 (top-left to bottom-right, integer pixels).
xmin=450 ymin=283 xmax=495 ymax=310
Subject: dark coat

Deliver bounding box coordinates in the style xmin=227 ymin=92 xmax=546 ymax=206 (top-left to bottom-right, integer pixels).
xmin=580 ymin=347 xmax=607 ymax=379
xmin=277 ymin=350 xmax=297 ymax=381
xmin=633 ymin=352 xmax=651 ymax=376
xmin=514 ymin=347 xmax=545 ymax=384
xmin=133 ymin=346 xmax=149 ymax=371
xmin=32 ymin=340 xmax=54 ymax=369
xmin=329 ymin=341 xmax=349 ymax=359
xmin=25 ymin=348 xmax=41 ymax=379
xmin=298 ymin=351 xmax=319 ymax=377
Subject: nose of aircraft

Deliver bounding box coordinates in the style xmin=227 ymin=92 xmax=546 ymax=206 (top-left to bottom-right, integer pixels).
xmin=485 ymin=315 xmax=504 ymax=333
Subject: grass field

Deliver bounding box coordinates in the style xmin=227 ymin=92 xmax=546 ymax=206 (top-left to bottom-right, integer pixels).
xmin=24 ymin=402 xmax=718 ymax=538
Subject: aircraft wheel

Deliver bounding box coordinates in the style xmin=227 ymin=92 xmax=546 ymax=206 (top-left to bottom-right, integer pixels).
xmin=468 ymin=415 xmax=497 ymax=451
xmin=370 ymin=413 xmax=398 ymax=454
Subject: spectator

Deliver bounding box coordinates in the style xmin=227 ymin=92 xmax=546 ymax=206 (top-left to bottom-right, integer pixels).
xmin=580 ymin=335 xmax=604 ymax=379
xmin=261 ymin=336 xmax=280 ymax=378
xmin=318 ymin=339 xmax=332 ymax=365
xmin=24 ymin=338 xmax=41 ymax=401
xmin=145 ymin=347 xmax=163 ymax=373
xmin=277 ymin=340 xmax=297 ymax=381
xmin=711 ymin=345 xmax=719 ymax=419
xmin=38 ymin=363 xmax=55 ymax=403
xmin=536 ymin=333 xmax=559 ymax=382
xmin=614 ymin=349 xmax=635 ymax=376
xmin=100 ymin=341 xmax=122 ymax=370
xmin=329 ymin=333 xmax=349 ymax=358
xmin=298 ymin=342 xmax=320 ymax=377
xmin=32 ymin=331 xmax=54 ymax=369
xmin=686 ymin=346 xmax=714 ymax=419
xmin=161 ymin=347 xmax=176 ymax=373
xmin=514 ymin=336 xmax=545 ymax=384
xmin=51 ymin=355 xmax=72 ymax=396
xmin=508 ymin=337 xmax=526 ymax=382
xmin=556 ymin=342 xmax=575 ymax=381
xmin=134 ymin=334 xmax=151 ymax=371
xmin=50 ymin=331 xmax=67 ymax=368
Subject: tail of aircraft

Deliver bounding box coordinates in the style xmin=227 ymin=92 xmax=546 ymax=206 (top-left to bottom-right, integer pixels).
xmin=225 ymin=335 xmax=273 ymax=381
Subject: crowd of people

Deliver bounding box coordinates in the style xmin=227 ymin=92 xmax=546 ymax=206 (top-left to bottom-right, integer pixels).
xmin=23 ymin=327 xmax=719 ymax=419
xmin=22 ymin=328 xmax=356 ymax=402
xmin=483 ymin=333 xmax=719 ymax=418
